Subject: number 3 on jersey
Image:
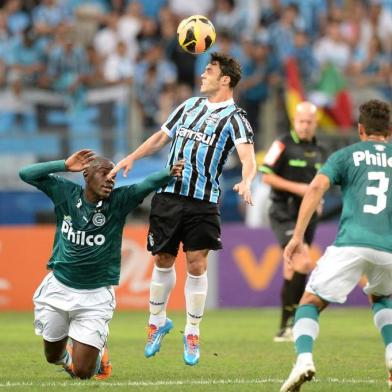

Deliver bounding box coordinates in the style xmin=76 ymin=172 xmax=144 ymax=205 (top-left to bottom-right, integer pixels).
xmin=364 ymin=171 xmax=389 ymax=214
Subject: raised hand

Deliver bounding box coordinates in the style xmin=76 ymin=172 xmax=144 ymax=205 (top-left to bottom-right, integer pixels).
xmin=170 ymin=160 xmax=185 ymax=177
xmin=233 ymin=181 xmax=253 ymax=205
xmin=65 ymin=150 xmax=95 ymax=172
xmin=109 ymin=155 xmax=134 ymax=178
xmin=283 ymin=237 xmax=304 ymax=268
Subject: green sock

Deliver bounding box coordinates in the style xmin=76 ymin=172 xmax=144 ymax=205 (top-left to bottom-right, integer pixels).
xmin=293 ymin=304 xmax=320 ymax=355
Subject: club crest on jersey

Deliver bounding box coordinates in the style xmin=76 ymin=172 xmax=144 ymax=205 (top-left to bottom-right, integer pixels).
xmin=64 ymin=215 xmax=72 ymax=223
xmin=92 ymin=212 xmax=106 ymax=227
xmin=205 ymin=113 xmax=220 ymax=125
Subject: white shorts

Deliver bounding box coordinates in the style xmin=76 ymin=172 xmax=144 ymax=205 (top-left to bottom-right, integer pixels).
xmin=306 ymin=246 xmax=392 ymax=304
xmin=33 ymin=272 xmax=116 ymax=350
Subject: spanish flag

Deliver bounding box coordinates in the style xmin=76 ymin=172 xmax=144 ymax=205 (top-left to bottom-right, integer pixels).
xmin=285 ymin=58 xmax=353 ymax=131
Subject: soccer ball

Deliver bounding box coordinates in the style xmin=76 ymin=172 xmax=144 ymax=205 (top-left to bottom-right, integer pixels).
xmin=177 ymin=15 xmax=216 ymax=54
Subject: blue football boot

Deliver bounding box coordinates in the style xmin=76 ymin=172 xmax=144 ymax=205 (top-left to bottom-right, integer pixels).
xmin=144 ymin=318 xmax=173 ymax=358
xmin=183 ymin=334 xmax=200 ymax=366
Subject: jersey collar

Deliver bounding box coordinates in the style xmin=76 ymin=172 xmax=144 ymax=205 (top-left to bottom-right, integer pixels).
xmin=205 ymin=98 xmax=234 ymax=110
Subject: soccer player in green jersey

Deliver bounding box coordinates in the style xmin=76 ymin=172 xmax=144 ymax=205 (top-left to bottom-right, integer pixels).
xmin=19 ymin=150 xmax=184 ymax=380
xmin=280 ymin=99 xmax=392 ymax=392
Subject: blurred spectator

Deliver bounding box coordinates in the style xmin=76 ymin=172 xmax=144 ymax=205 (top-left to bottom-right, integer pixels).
xmin=268 ymin=4 xmax=305 ymax=65
xmin=259 ymin=0 xmax=281 ymax=28
xmin=280 ymin=0 xmax=327 ymax=38
xmin=103 ymin=40 xmax=134 ymax=84
xmin=33 ymin=0 xmax=71 ymax=36
xmin=368 ymin=0 xmax=392 ymax=54
xmin=213 ymin=0 xmax=247 ymax=40
xmin=68 ymin=0 xmax=108 ymax=46
xmin=340 ymin=1 xmax=372 ymax=54
xmin=168 ymin=0 xmax=213 ymax=18
xmin=3 ymin=0 xmax=30 ymax=35
xmin=39 ymin=25 xmax=88 ymax=109
xmin=350 ymin=34 xmax=391 ymax=105
xmin=238 ymin=36 xmax=280 ymax=146
xmin=128 ymin=0 xmax=167 ymax=21
xmin=110 ymin=0 xmax=128 ymax=15
xmin=94 ymin=12 xmax=119 ymax=59
xmin=313 ymin=18 xmax=350 ymax=72
xmin=158 ymin=82 xmax=192 ymax=125
xmin=0 ymin=10 xmax=11 ymax=85
xmin=234 ymin=0 xmax=262 ymax=36
xmin=136 ymin=16 xmax=160 ymax=55
xmin=117 ymin=1 xmax=143 ymax=61
xmin=7 ymin=28 xmax=43 ymax=97
xmin=134 ymin=45 xmax=177 ymax=131
xmin=161 ymin=5 xmax=196 ymax=88
xmin=292 ymin=31 xmax=318 ymax=88
xmin=82 ymin=43 xmax=105 ymax=87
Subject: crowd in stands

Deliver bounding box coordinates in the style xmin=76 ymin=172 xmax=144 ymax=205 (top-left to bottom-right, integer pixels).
xmin=0 ymin=0 xmax=391 ymax=145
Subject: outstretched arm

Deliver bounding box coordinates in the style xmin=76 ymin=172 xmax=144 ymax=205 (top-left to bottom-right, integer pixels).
xmin=233 ymin=143 xmax=257 ymax=205
xmin=19 ymin=150 xmax=95 ymax=184
xmin=284 ymin=174 xmax=330 ymax=264
xmin=131 ymin=160 xmax=184 ymax=201
xmin=110 ymin=130 xmax=171 ymax=178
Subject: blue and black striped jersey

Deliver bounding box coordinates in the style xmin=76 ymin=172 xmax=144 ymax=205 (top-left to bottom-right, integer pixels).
xmin=159 ymin=96 xmax=254 ymax=203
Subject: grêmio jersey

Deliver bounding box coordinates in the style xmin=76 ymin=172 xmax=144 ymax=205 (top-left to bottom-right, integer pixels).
xmin=160 ymin=97 xmax=254 ymax=203
xmin=19 ymin=160 xmax=174 ymax=289
xmin=319 ymin=141 xmax=392 ymax=253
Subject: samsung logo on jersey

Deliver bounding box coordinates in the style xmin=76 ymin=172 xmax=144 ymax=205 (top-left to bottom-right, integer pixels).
xmin=353 ymin=150 xmax=392 ymax=167
xmin=178 ymin=127 xmax=216 ymax=145
xmin=61 ymin=220 xmax=105 ymax=246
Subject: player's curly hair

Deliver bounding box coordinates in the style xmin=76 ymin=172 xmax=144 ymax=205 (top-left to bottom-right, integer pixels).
xmin=210 ymin=52 xmax=242 ymax=88
xmin=359 ymin=99 xmax=391 ymax=136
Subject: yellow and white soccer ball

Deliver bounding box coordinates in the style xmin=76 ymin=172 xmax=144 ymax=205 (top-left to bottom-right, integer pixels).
xmin=177 ymin=15 xmax=216 ymax=54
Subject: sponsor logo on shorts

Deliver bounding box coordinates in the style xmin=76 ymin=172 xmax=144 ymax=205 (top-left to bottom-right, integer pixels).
xmin=34 ymin=319 xmax=44 ymax=333
xmin=148 ymin=232 xmax=154 ymax=247
xmin=61 ymin=219 xmax=106 ymax=246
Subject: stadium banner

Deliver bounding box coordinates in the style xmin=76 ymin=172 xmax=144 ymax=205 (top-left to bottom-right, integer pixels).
xmin=0 ymin=225 xmax=186 ymax=311
xmin=219 ymin=223 xmax=369 ymax=307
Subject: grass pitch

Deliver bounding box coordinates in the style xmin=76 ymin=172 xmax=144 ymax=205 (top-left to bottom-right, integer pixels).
xmin=0 ymin=308 xmax=388 ymax=391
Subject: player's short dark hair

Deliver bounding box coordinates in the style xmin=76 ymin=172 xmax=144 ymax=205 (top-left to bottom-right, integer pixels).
xmin=359 ymin=99 xmax=391 ymax=136
xmin=210 ymin=52 xmax=242 ymax=88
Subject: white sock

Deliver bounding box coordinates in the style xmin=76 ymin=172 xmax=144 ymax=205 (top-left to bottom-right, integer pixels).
xmin=386 ymin=343 xmax=392 ymax=368
xmin=184 ymin=271 xmax=208 ymax=336
xmin=296 ymin=352 xmax=314 ymax=367
xmin=149 ymin=265 xmax=176 ymax=327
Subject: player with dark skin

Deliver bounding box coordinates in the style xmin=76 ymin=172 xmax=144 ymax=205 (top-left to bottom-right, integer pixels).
xmin=24 ymin=150 xmax=184 ymax=379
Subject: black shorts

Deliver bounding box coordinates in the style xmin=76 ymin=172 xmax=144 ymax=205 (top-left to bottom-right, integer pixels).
xmin=147 ymin=193 xmax=222 ymax=256
xmin=269 ymin=204 xmax=318 ymax=248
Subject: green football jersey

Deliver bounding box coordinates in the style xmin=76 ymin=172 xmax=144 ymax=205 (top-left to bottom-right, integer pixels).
xmin=319 ymin=140 xmax=392 ymax=253
xmin=19 ymin=160 xmax=174 ymax=289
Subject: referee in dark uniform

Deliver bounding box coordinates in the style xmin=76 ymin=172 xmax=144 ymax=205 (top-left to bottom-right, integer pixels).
xmin=260 ymin=102 xmax=325 ymax=342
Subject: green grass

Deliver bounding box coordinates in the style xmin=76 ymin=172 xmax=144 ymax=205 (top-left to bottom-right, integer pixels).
xmin=0 ymin=309 xmax=388 ymax=391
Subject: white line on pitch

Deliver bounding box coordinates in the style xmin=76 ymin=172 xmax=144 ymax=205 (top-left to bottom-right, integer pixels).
xmin=0 ymin=378 xmax=385 ymax=388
